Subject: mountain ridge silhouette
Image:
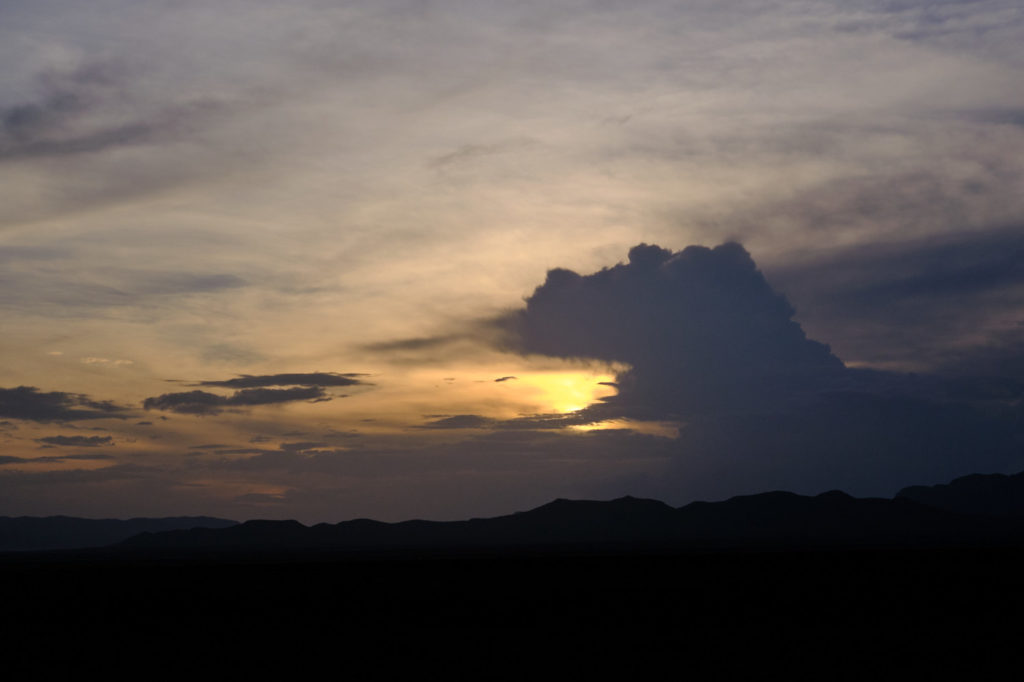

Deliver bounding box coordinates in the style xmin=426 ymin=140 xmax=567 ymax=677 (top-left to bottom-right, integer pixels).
xmin=118 ymin=472 xmax=1024 ymax=552
xmin=10 ymin=470 xmax=1024 ymax=553
xmin=0 ymin=515 xmax=237 ymax=551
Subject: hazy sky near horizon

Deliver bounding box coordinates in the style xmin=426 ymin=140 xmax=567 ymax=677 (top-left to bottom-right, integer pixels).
xmin=2 ymin=0 xmax=1023 ymax=523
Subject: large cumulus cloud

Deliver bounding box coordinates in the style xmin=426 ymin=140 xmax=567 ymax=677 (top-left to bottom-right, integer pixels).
xmin=501 ymin=242 xmax=844 ymax=417
xmin=496 ymin=243 xmax=1024 ymax=498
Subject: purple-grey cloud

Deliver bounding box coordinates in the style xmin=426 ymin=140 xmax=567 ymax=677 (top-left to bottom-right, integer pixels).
xmin=143 ymin=387 xmax=328 ymax=415
xmin=36 ymin=435 xmax=113 ymax=447
xmin=0 ymin=386 xmax=128 ymax=423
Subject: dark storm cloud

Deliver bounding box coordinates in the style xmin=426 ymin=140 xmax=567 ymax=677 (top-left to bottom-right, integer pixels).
xmin=767 ymin=226 xmax=1024 ymax=370
xmin=36 ymin=435 xmax=113 ymax=447
xmin=647 ymin=390 xmax=1023 ymax=504
xmin=499 ymin=242 xmax=844 ymax=418
xmin=143 ymin=387 xmax=328 ymax=415
xmin=197 ymin=372 xmax=368 ymax=389
xmin=491 ymin=243 xmax=1024 ymax=499
xmin=0 ymin=386 xmax=128 ymax=422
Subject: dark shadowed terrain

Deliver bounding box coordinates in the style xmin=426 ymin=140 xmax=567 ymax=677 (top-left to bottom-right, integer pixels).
xmin=0 ymin=515 xmax=236 ymax=551
xmin=5 ymin=470 xmax=1024 ymax=669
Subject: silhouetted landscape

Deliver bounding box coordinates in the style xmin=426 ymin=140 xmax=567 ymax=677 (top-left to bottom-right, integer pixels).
xmin=110 ymin=473 xmax=1024 ymax=553
xmin=5 ymin=2 xmax=1024 ymax=671
xmin=6 ymin=468 xmax=1024 ymax=554
xmin=0 ymin=515 xmax=236 ymax=551
xmin=5 ymin=469 xmax=1024 ymax=667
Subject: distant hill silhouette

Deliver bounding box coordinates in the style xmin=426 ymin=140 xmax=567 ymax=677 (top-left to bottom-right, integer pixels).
xmin=0 ymin=516 xmax=237 ymax=551
xmin=897 ymin=471 xmax=1024 ymax=517
xmin=11 ymin=469 xmax=1024 ymax=553
xmin=119 ymin=488 xmax=1024 ymax=553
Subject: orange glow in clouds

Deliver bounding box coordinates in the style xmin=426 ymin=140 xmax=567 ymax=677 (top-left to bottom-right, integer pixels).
xmin=517 ymin=371 xmax=617 ymax=414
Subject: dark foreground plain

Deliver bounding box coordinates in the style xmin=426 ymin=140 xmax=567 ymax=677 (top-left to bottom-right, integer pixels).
xmin=7 ymin=471 xmax=1024 ymax=673
xmin=3 ymin=544 xmax=1023 ymax=674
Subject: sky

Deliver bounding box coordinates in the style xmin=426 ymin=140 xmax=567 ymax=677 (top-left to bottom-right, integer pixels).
xmin=1 ymin=0 xmax=1022 ymax=523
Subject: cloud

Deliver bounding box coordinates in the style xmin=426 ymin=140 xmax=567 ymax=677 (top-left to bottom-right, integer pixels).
xmin=0 ymin=267 xmax=249 ymax=315
xmin=279 ymin=442 xmax=329 ymax=453
xmin=494 ymin=376 xmax=517 ymax=382
xmin=489 ymin=243 xmax=1024 ymax=498
xmin=420 ymin=415 xmax=497 ymax=430
xmin=36 ymin=435 xmax=113 ymax=447
xmin=499 ymin=242 xmax=844 ymax=418
xmin=358 ymin=331 xmax=502 ymax=365
xmin=0 ymin=60 xmax=224 ymax=162
xmin=766 ymin=226 xmax=1024 ymax=371
xmin=143 ymin=372 xmax=371 ymax=414
xmin=0 ymin=452 xmax=116 ymax=465
xmin=81 ymin=357 xmax=134 ymax=366
xmin=362 ymin=335 xmax=465 ymax=352
xmin=0 ymin=463 xmax=157 ymax=484
xmin=428 ymin=137 xmax=541 ymax=168
xmin=143 ymin=386 xmax=329 ymax=415
xmin=197 ymin=372 xmax=368 ymax=389
xmin=0 ymin=386 xmax=128 ymax=422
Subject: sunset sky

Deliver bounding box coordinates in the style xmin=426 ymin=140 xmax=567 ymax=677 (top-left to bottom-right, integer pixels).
xmin=2 ymin=0 xmax=1022 ymax=523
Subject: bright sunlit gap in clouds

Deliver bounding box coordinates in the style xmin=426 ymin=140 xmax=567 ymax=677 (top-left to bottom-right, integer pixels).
xmin=373 ymin=363 xmax=625 ymax=425
xmin=518 ymin=370 xmax=618 ymax=415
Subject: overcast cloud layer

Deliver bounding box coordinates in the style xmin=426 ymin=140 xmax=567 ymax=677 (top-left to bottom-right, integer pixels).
xmin=0 ymin=0 xmax=1022 ymax=522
